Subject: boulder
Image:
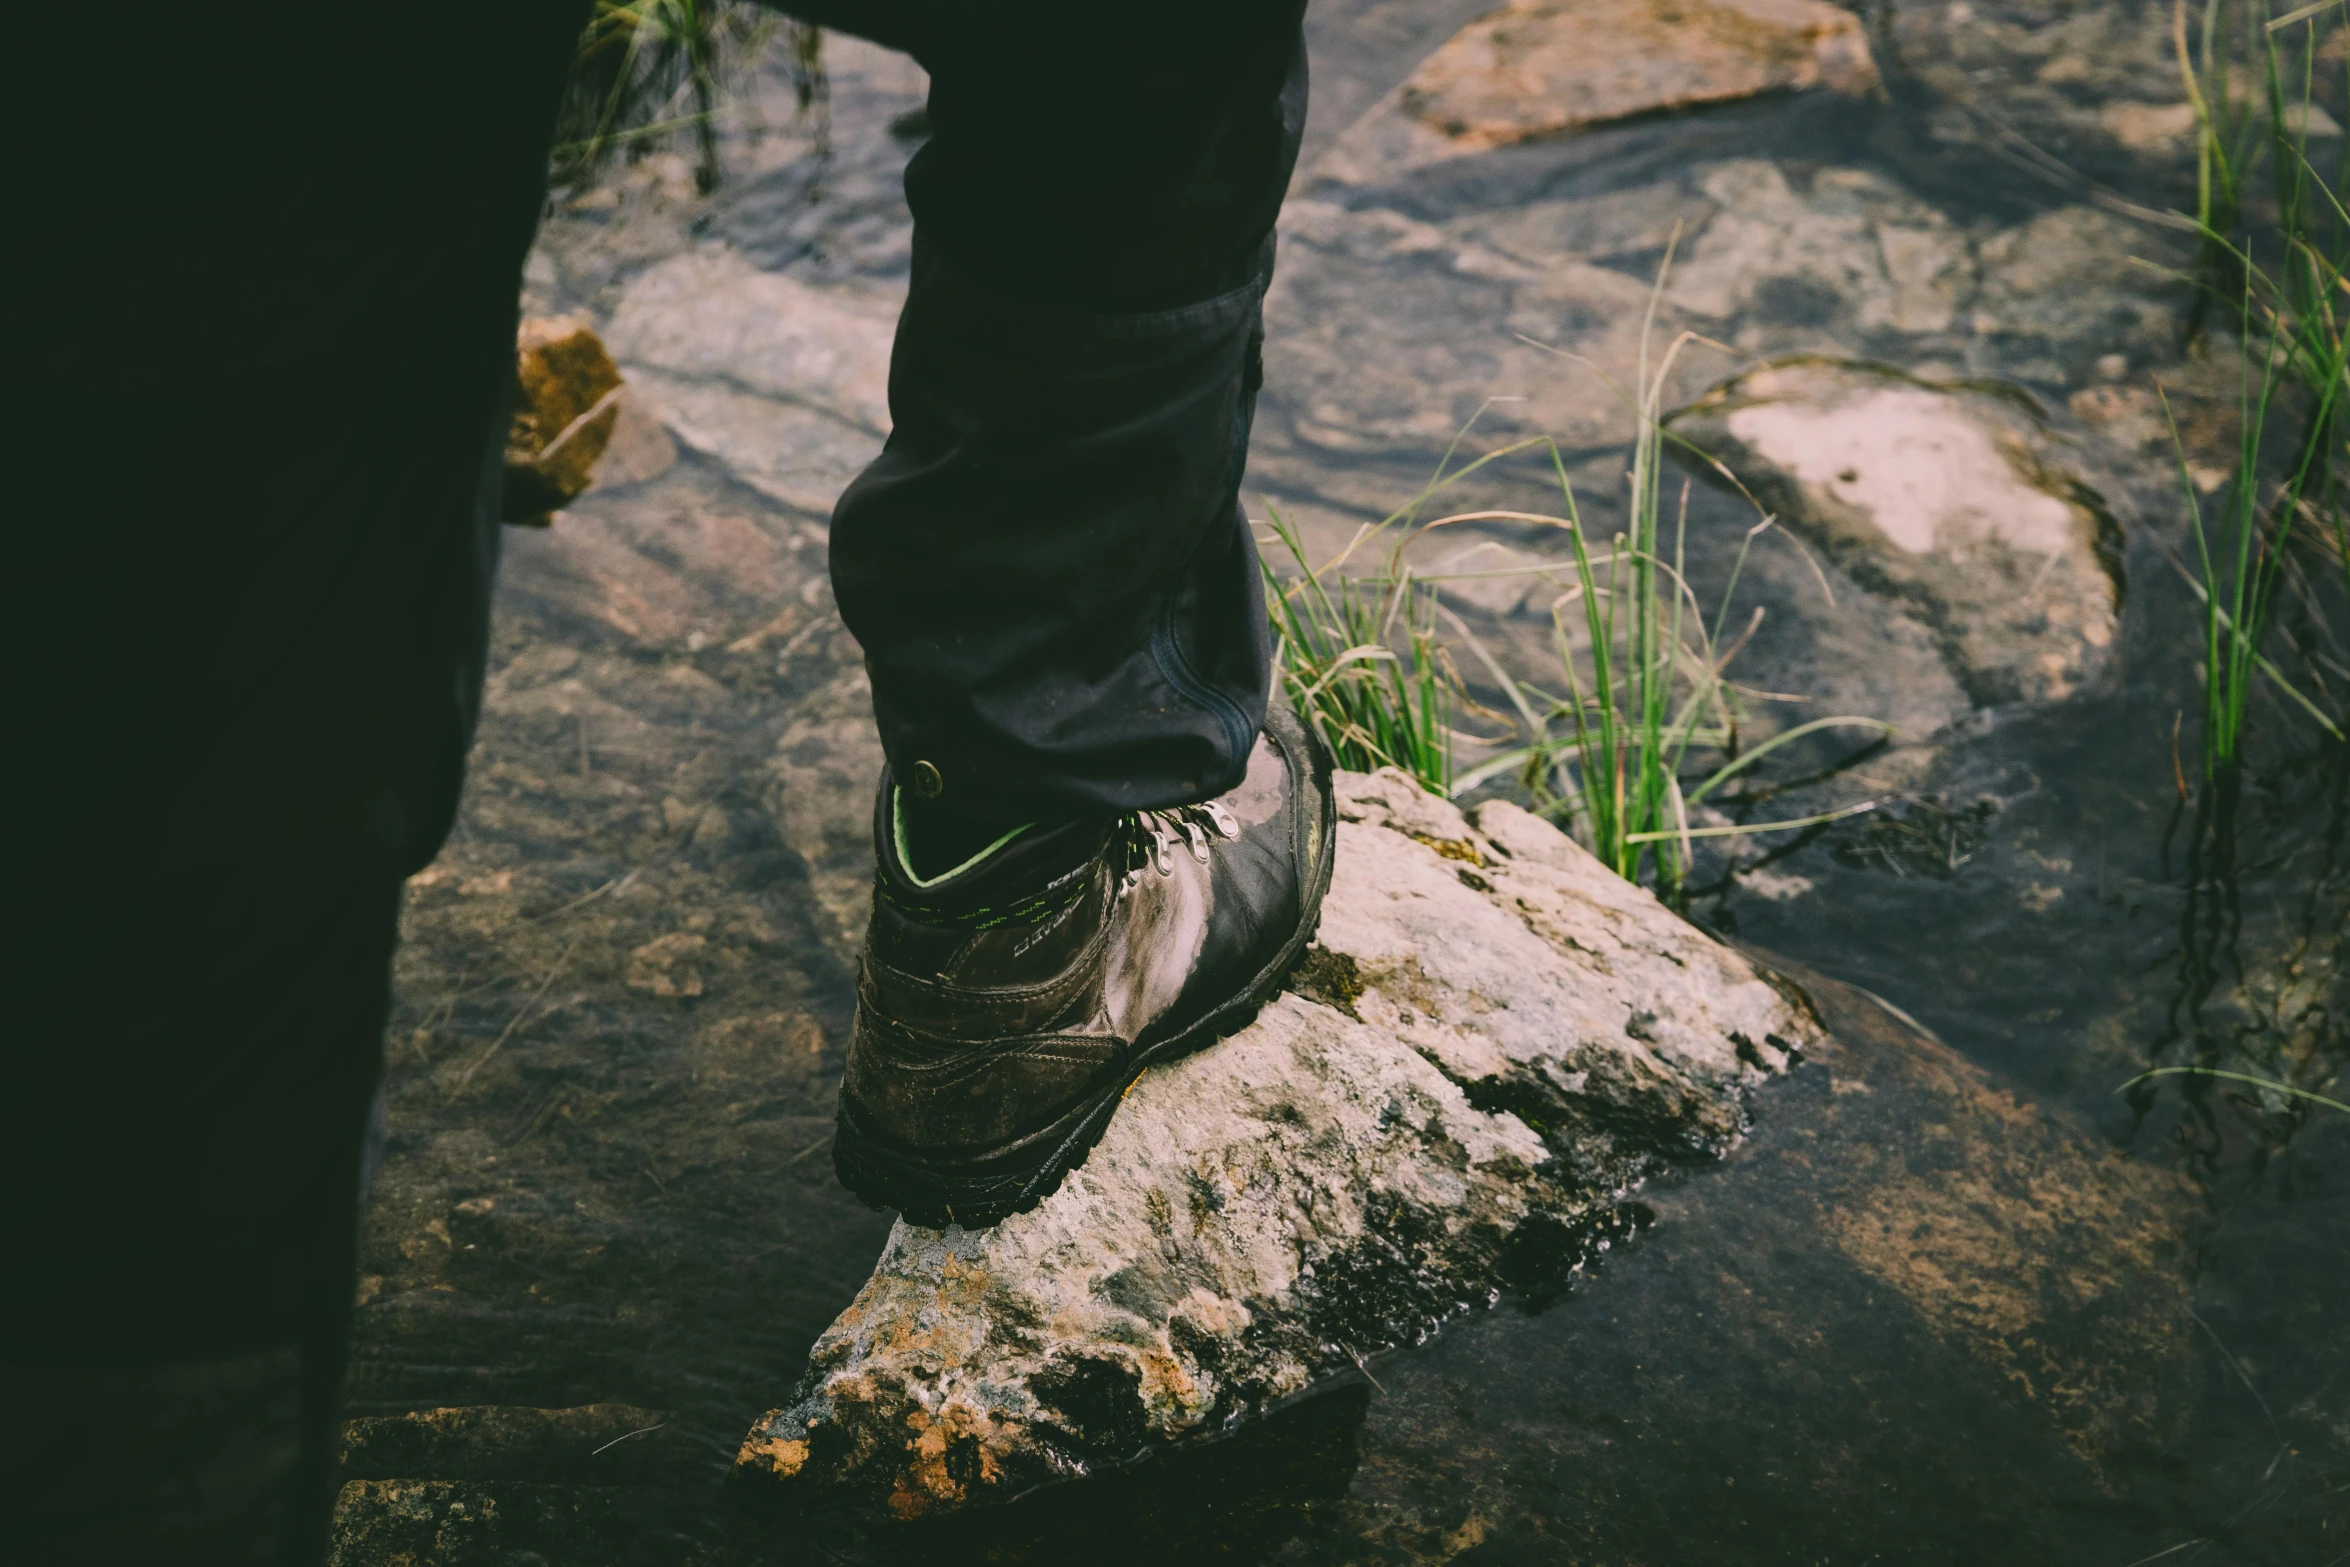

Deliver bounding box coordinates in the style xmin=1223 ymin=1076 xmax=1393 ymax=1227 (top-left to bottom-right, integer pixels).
xmin=1399 ymin=0 xmax=1878 ymax=152
xmin=731 ymin=769 xmax=1819 ymax=1517
xmin=1667 ymin=358 xmax=2124 ymax=706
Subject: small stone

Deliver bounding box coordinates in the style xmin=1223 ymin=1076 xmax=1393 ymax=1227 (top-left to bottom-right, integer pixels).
xmin=503 ymin=317 xmax=626 ymax=526
xmin=599 ymin=248 xmax=900 ymax=516
xmin=2098 ymin=100 xmax=2199 ymax=151
xmin=624 ymin=933 xmax=708 ymax=999
xmin=2285 ymin=101 xmax=2343 ymax=139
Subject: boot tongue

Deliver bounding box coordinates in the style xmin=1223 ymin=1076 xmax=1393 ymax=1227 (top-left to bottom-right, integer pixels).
xmin=885 ymin=788 xmax=1113 ymax=915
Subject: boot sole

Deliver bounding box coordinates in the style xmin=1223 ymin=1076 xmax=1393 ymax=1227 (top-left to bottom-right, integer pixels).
xmin=833 ymin=788 xmax=1340 ymax=1230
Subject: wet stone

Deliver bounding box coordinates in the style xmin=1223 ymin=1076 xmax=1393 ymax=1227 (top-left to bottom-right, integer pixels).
xmin=600 ymin=246 xmax=900 ymax=518
xmin=340 ymin=1404 xmax=682 ymax=1487
xmin=503 ymin=317 xmax=625 ymax=526
xmin=1387 ymin=0 xmax=1876 ymax=159
xmin=1669 ymin=159 xmax=1975 ymax=344
xmin=327 ymin=1480 xmax=682 ymax=1567
xmin=1298 ymin=964 xmax=2204 ymax=1562
xmin=732 ymin=769 xmax=1817 ymax=1516
xmin=762 ymin=666 xmax=888 ymax=962
xmin=1880 ymin=0 xmax=2207 ymax=191
xmin=1668 ymin=358 xmax=2125 ymax=707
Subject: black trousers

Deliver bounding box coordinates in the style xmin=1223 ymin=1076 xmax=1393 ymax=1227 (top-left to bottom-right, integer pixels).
xmin=2 ymin=2 xmax=1302 ymax=1560
xmin=827 ymin=0 xmax=1307 ymax=821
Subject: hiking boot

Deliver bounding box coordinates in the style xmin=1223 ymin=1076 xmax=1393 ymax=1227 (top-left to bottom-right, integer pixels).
xmin=833 ymin=701 xmax=1336 ymax=1228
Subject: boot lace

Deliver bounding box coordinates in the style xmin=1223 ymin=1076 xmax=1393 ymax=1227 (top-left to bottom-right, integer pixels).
xmin=1119 ymin=801 xmax=1241 ymax=889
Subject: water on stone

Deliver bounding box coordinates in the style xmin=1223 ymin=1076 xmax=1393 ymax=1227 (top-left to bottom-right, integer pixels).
xmin=340 ymin=3 xmax=2350 ymax=1560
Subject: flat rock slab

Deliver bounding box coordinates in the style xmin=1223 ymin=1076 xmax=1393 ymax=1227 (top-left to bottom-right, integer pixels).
xmin=1668 ymin=358 xmax=2125 ymax=706
xmin=1399 ymin=0 xmax=1876 ymax=151
xmin=600 ymin=246 xmax=899 ymax=517
xmin=732 ymin=770 xmax=1818 ymax=1517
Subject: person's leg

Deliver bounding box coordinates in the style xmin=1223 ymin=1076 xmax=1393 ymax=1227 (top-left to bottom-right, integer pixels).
xmin=821 ymin=4 xmax=1337 ymax=1225
xmin=4 ymin=7 xmax=585 ymax=1559
xmin=829 ymin=1 xmax=1312 ymax=839
xmin=1 ymin=844 xmax=403 ymax=1565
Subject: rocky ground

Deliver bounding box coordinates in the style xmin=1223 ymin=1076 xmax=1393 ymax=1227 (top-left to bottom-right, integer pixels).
xmin=335 ymin=2 xmax=2350 ymax=1561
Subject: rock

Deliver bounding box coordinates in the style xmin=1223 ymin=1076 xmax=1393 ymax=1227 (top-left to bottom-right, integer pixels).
xmin=1879 ymin=0 xmax=2194 ymax=190
xmin=1670 ymin=160 xmax=1974 ymax=342
xmin=601 ymin=247 xmax=899 ymax=517
xmin=503 ymin=317 xmax=627 ymax=526
xmin=1399 ymin=0 xmax=1877 ymax=152
xmin=731 ymin=769 xmax=1818 ymax=1516
xmin=2099 ymin=98 xmax=2201 ymax=151
xmin=1288 ymin=963 xmax=2200 ymax=1559
xmin=625 ymin=932 xmax=708 ymax=998
xmin=1667 ymin=358 xmax=2124 ymax=706
xmin=327 ymin=1479 xmax=673 ymax=1566
xmin=1968 ymin=205 xmax=2182 ymax=384
xmin=1424 ymin=538 xmax=1578 ymax=616
xmin=1790 ymin=994 xmax=2195 ymax=1475
xmin=340 ymin=1405 xmax=680 ymax=1487
xmin=588 ymin=390 xmax=678 ymax=490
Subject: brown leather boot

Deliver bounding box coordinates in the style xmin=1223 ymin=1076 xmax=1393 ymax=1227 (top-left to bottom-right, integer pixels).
xmin=832 ymin=701 xmax=1336 ymax=1227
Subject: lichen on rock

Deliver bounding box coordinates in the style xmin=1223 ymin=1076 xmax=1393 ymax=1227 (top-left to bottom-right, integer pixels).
xmin=732 ymin=769 xmax=1819 ymax=1516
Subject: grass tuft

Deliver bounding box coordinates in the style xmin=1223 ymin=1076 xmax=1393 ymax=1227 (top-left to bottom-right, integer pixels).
xmin=1262 ymin=509 xmax=1457 ymax=797
xmin=2168 ymin=0 xmax=2350 ymax=772
xmin=554 ymin=1 xmax=816 ymax=195
xmin=1264 ymin=247 xmax=1892 ymax=899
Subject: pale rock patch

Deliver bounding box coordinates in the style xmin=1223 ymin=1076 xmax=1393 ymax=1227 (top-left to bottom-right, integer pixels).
xmin=1669 ymin=359 xmax=2123 ymax=706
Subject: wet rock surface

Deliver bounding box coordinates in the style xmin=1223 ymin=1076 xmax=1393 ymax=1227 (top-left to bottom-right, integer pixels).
xmin=733 ymin=770 xmax=1813 ymax=1515
xmin=600 ymin=248 xmax=897 ymax=518
xmin=1257 ymin=1 xmax=2196 ymax=764
xmin=342 ymin=1405 xmax=685 ymax=1488
xmin=1254 ymin=966 xmax=2208 ymax=1563
xmin=1875 ymin=0 xmax=2208 ymax=191
xmin=333 ymin=3 xmax=2350 ymax=1560
xmin=1669 ymin=357 xmax=2125 ymax=705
